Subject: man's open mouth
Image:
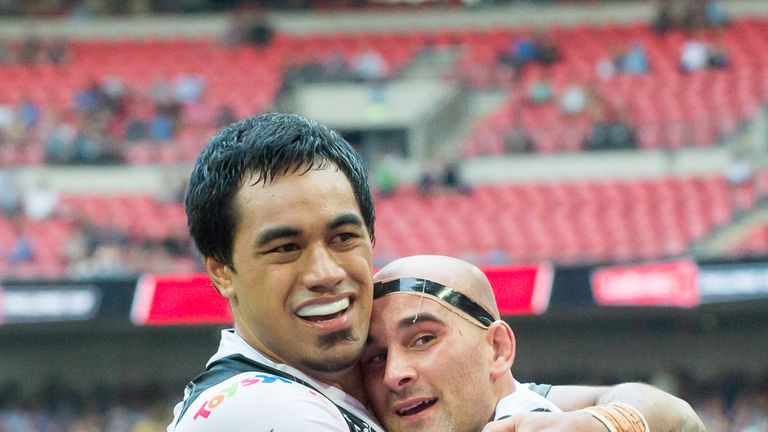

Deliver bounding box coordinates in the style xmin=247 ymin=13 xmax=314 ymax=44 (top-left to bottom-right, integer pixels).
xmin=396 ymin=398 xmax=438 ymax=417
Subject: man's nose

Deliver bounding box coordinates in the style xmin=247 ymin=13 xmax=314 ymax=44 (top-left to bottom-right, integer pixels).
xmin=302 ymin=244 xmax=346 ymax=291
xmin=383 ymin=349 xmax=416 ymax=391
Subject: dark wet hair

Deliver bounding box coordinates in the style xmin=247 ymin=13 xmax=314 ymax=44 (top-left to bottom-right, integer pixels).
xmin=184 ymin=112 xmax=374 ymax=270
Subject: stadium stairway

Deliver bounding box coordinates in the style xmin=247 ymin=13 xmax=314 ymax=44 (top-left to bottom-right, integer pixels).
xmin=693 ymin=199 xmax=768 ymax=257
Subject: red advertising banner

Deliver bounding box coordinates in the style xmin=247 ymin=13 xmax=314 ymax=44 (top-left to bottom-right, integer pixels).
xmin=131 ymin=264 xmax=553 ymax=326
xmin=485 ymin=263 xmax=553 ymax=315
xmin=591 ymin=260 xmax=700 ymax=308
xmin=131 ymin=274 xmax=232 ymax=326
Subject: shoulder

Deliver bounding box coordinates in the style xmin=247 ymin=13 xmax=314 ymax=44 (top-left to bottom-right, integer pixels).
xmin=172 ymin=371 xmax=349 ymax=431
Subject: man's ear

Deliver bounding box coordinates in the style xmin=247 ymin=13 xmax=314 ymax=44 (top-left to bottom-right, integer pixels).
xmin=205 ymin=256 xmax=237 ymax=301
xmin=486 ymin=321 xmax=516 ymax=380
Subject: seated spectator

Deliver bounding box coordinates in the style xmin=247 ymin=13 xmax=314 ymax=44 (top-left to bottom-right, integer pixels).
xmin=351 ymin=45 xmax=388 ymax=82
xmin=621 ymin=41 xmax=650 ymax=74
xmin=0 ymin=103 xmax=15 ymax=141
xmin=560 ymin=84 xmax=586 ymax=115
xmin=707 ymin=35 xmax=730 ymax=68
xmin=17 ymin=97 xmax=40 ymax=130
xmin=680 ymin=36 xmax=709 ymax=72
xmin=45 ymin=114 xmax=78 ymax=163
xmin=23 ymin=181 xmax=59 ymax=221
xmin=680 ymin=29 xmax=730 ymax=72
xmin=441 ymin=160 xmax=471 ymax=194
xmin=372 ymin=151 xmax=402 ymax=197
xmin=499 ymin=35 xmax=537 ymax=70
xmin=320 ymin=50 xmax=351 ymax=81
xmin=706 ymin=0 xmax=729 ymax=27
xmin=584 ymin=84 xmax=637 ymax=150
xmin=173 ymin=73 xmax=206 ymax=104
xmin=596 ymin=45 xmax=623 ymax=80
xmin=7 ymin=232 xmax=34 ymax=264
xmin=0 ymin=171 xmax=21 ymax=217
xmin=533 ymin=29 xmax=560 ymax=66
xmin=528 ymin=78 xmax=553 ymax=104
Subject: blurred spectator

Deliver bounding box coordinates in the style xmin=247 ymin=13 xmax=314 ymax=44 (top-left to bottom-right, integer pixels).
xmin=224 ymin=10 xmax=274 ymax=47
xmin=0 ymin=171 xmax=21 ymax=217
xmin=559 ymin=84 xmax=586 ymax=115
xmin=583 ymin=84 xmax=636 ymax=150
xmin=621 ymin=41 xmax=650 ymax=74
xmin=441 ymin=160 xmax=470 ymax=194
xmin=75 ymin=81 xmax=107 ymax=114
xmin=0 ymin=36 xmax=69 ymax=65
xmin=44 ymin=114 xmax=78 ymax=164
xmin=532 ymin=29 xmax=560 ymax=66
xmin=0 ymin=103 xmax=14 ymax=138
xmin=351 ymin=45 xmax=388 ymax=82
xmin=101 ymin=76 xmax=126 ymax=115
xmin=707 ymin=34 xmax=730 ymax=69
xmin=372 ymin=151 xmax=402 ymax=197
xmin=499 ymin=29 xmax=559 ymax=71
xmin=321 ymin=51 xmax=351 ymax=81
xmin=706 ymin=0 xmax=729 ymax=27
xmin=17 ymin=97 xmax=40 ymax=130
xmin=19 ymin=35 xmax=44 ymax=64
xmin=23 ymin=181 xmax=59 ymax=221
xmin=151 ymin=74 xmax=174 ymax=106
xmin=499 ymin=34 xmax=537 ymax=70
xmin=595 ymin=46 xmax=620 ymax=80
xmin=528 ymin=78 xmax=553 ymax=104
xmin=725 ymin=149 xmax=753 ymax=186
xmin=151 ymin=109 xmax=176 ymax=142
xmin=69 ymin=243 xmax=131 ymax=278
xmin=7 ymin=228 xmax=34 ymax=264
xmin=173 ymin=73 xmax=206 ymax=104
xmin=48 ymin=38 xmax=69 ymax=64
xmin=654 ymin=0 xmax=728 ymax=33
xmin=680 ymin=34 xmax=709 ymax=72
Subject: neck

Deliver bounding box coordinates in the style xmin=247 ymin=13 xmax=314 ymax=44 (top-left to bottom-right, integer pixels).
xmin=314 ymin=366 xmax=367 ymax=403
xmin=233 ymin=324 xmax=367 ymax=403
xmin=496 ymin=372 xmax=517 ymax=402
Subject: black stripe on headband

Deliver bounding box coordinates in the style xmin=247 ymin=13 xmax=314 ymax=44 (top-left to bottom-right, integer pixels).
xmin=373 ymin=278 xmax=495 ymax=327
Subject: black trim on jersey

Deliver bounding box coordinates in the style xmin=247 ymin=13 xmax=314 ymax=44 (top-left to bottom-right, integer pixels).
xmin=174 ymin=354 xmax=376 ymax=432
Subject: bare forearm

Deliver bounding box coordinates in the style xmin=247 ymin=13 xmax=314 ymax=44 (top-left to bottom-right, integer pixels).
xmin=594 ymin=383 xmax=705 ymax=432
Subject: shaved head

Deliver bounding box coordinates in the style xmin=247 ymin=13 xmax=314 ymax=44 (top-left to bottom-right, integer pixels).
xmin=374 ymin=255 xmax=500 ymax=320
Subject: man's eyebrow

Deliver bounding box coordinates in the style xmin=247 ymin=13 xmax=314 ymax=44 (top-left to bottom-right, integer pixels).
xmin=397 ymin=312 xmax=444 ymax=329
xmin=364 ymin=312 xmax=445 ymax=347
xmin=256 ymin=226 xmax=301 ymax=248
xmin=328 ymin=213 xmax=365 ymax=231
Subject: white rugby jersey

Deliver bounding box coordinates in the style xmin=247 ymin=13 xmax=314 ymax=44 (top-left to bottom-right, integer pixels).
xmin=168 ymin=329 xmax=384 ymax=432
xmin=493 ymin=380 xmax=563 ymax=420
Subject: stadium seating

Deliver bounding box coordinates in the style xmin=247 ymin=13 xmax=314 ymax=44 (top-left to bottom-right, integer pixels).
xmin=459 ymin=19 xmax=768 ymax=155
xmin=372 ymin=174 xmax=755 ymax=265
xmin=2 ymin=172 xmax=765 ymax=278
xmin=4 ymin=18 xmax=768 ymax=165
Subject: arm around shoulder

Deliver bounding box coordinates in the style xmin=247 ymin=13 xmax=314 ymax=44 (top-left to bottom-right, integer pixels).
xmin=546 ymin=382 xmax=706 ymax=432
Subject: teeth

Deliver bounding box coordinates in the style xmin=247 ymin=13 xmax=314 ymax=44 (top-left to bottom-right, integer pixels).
xmin=297 ymin=298 xmax=350 ymax=318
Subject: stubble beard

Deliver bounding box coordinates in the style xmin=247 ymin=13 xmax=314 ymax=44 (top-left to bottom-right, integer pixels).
xmin=300 ymin=327 xmax=362 ymax=373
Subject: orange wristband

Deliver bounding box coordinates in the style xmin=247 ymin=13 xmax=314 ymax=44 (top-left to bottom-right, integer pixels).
xmin=581 ymin=403 xmax=650 ymax=432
